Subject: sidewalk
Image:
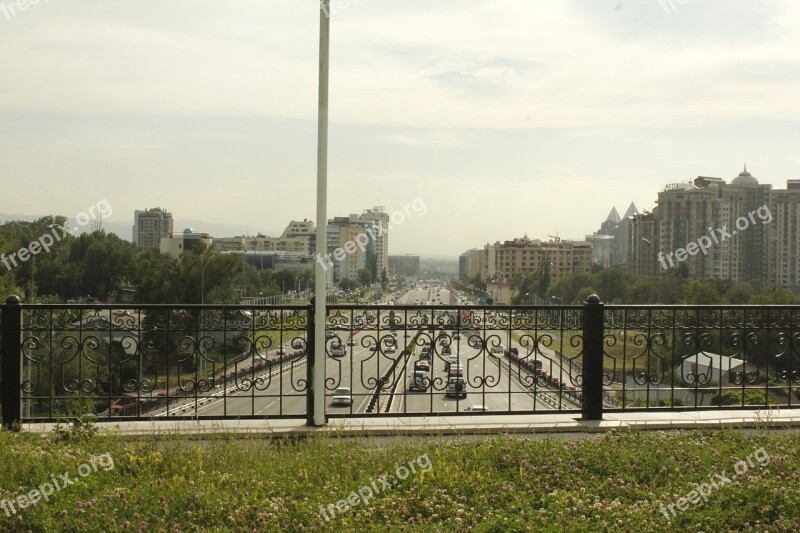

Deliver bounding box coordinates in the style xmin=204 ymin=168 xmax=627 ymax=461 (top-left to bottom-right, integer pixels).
xmin=18 ymin=408 xmax=800 ymax=438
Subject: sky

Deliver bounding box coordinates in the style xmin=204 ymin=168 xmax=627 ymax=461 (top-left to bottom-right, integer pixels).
xmin=1 ymin=0 xmax=800 ymax=258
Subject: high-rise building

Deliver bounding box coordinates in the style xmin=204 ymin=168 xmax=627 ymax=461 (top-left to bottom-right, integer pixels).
xmin=389 ymin=255 xmax=420 ymax=277
xmin=133 ymin=208 xmax=173 ymax=250
xmin=282 ymin=219 xmax=317 ymax=255
xmin=459 ymin=249 xmax=483 ymax=279
xmin=588 ymin=203 xmax=638 ymax=267
xmin=481 ymin=236 xmax=592 ymax=282
xmin=359 ymin=207 xmax=390 ymax=279
xmin=628 ymin=167 xmax=800 ymax=288
xmin=767 ymin=180 xmax=800 ymax=290
xmin=324 ymin=209 xmax=390 ymax=284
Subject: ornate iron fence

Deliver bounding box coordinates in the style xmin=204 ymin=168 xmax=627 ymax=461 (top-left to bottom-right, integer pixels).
xmin=1 ymin=295 xmax=798 ymax=427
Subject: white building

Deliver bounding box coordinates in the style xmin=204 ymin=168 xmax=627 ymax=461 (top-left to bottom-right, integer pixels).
xmin=159 ymin=228 xmax=213 ymax=257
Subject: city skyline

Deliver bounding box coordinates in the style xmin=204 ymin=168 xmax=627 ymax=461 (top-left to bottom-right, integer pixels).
xmin=2 ymin=1 xmax=800 ymax=256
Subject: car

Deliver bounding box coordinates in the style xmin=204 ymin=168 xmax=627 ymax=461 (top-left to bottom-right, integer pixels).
xmin=442 ymin=345 xmax=452 ymax=355
xmin=332 ymin=387 xmax=353 ymax=406
xmin=347 ymin=338 xmax=357 ymax=346
xmin=453 ymin=333 xmax=461 ymax=340
xmin=443 ymin=355 xmax=459 ymax=371
xmin=325 ymin=330 xmax=335 ymax=339
xmin=385 ymin=345 xmax=397 ymax=354
xmin=414 ymin=360 xmax=431 ymax=372
xmin=408 ymin=371 xmax=429 ymax=391
xmin=447 ymin=363 xmax=464 ymax=377
xmin=445 ymin=377 xmax=467 ymax=398
xmin=418 ymin=351 xmax=431 ymax=361
xmin=466 ymin=405 xmax=489 ymax=412
xmin=490 ymin=344 xmax=504 ymax=355
xmin=276 ymin=346 xmax=286 ymax=355
xmin=330 ymin=344 xmax=346 ymax=358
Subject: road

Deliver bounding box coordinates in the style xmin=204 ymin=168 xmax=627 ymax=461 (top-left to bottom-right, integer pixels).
xmin=149 ymin=285 xmax=580 ymax=417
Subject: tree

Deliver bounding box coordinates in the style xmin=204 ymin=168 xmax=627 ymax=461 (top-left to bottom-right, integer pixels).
xmin=69 ymin=231 xmax=137 ymax=300
xmin=594 ymin=267 xmax=632 ymax=303
xmin=271 ymin=270 xmax=297 ymax=295
xmin=339 ymin=278 xmax=358 ymax=291
xmin=357 ymin=268 xmax=374 ymax=286
xmin=682 ymin=280 xmax=720 ymax=305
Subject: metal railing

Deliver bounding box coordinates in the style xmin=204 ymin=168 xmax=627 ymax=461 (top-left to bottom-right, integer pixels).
xmin=2 ymin=295 xmax=798 ymax=427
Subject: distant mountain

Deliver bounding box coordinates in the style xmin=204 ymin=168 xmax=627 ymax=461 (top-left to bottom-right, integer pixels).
xmin=171 ymin=220 xmax=272 ymax=239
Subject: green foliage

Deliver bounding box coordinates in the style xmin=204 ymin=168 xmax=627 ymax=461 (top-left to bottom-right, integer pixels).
xmin=50 ymin=398 xmax=99 ymax=443
xmin=713 ymin=389 xmax=773 ymax=406
xmin=542 ymin=265 xmax=797 ymax=305
xmin=0 ymin=219 xmax=311 ymax=304
xmin=357 ymin=267 xmax=374 ymax=286
xmin=339 ymin=278 xmax=358 ymax=291
xmin=1 ymin=430 xmax=798 ymax=531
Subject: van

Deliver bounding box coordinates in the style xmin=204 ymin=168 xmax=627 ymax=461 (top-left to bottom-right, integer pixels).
xmin=445 ymin=377 xmax=467 ymax=398
xmin=330 ymin=344 xmax=346 ymax=358
xmin=408 ymin=371 xmax=429 ymax=391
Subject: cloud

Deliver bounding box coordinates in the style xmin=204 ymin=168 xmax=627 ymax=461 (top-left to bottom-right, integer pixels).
xmin=383 ymin=130 xmax=467 ymax=148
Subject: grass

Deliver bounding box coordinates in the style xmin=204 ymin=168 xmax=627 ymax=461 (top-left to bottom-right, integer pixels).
xmin=1 ymin=425 xmax=799 ymax=531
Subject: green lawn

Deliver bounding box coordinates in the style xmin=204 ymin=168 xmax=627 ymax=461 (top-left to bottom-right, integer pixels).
xmin=1 ymin=425 xmax=798 ymax=531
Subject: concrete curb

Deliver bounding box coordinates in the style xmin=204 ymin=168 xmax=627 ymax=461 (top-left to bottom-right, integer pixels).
xmin=18 ymin=408 xmax=800 ymax=439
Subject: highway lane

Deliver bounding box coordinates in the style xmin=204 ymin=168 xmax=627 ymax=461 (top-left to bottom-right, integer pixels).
xmin=157 ymin=326 xmax=578 ymax=417
xmin=392 ymin=330 xmax=569 ymax=414
xmin=150 ymin=285 xmax=582 ymax=417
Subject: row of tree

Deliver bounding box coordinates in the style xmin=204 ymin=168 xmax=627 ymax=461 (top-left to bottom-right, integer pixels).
xmin=0 ymin=218 xmax=381 ymax=304
xmin=458 ymin=265 xmax=800 ymax=305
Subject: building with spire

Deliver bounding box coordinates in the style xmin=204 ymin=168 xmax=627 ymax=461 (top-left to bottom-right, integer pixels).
xmin=588 ymin=203 xmax=638 ymax=267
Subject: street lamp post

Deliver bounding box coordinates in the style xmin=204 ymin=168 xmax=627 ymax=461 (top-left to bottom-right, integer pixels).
xmin=313 ymin=0 xmax=331 ymax=426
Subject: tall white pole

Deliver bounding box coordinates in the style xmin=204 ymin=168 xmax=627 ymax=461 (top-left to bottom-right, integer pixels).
xmin=313 ymin=0 xmax=330 ymax=426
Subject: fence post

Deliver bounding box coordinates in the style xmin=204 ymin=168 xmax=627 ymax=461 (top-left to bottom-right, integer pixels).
xmin=2 ymin=295 xmax=22 ymax=429
xmin=306 ymin=297 xmax=316 ymax=425
xmin=582 ymin=294 xmax=604 ymax=421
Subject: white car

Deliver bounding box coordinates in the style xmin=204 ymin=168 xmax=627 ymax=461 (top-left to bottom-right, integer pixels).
xmin=491 ymin=344 xmax=504 ymax=355
xmin=332 ymin=387 xmax=353 ymax=406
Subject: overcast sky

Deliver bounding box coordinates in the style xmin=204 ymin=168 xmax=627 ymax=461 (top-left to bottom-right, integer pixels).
xmin=1 ymin=0 xmax=799 ymax=258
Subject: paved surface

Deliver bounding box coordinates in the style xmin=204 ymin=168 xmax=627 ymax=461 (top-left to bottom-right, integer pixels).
xmin=18 ymin=408 xmax=800 ymax=438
